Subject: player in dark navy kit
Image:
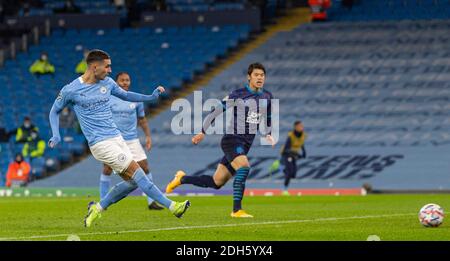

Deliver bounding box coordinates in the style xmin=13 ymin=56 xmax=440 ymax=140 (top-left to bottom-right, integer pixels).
xmin=166 ymin=63 xmax=276 ymax=218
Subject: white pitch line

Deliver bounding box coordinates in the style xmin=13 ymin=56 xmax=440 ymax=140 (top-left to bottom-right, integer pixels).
xmin=0 ymin=213 xmax=415 ymax=241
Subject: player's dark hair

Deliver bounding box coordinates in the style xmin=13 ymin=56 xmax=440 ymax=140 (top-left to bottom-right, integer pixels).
xmin=247 ymin=62 xmax=266 ymax=75
xmin=115 ymin=72 xmax=129 ymax=81
xmin=294 ymin=121 xmax=302 ymax=126
xmin=86 ymin=49 xmax=110 ymax=65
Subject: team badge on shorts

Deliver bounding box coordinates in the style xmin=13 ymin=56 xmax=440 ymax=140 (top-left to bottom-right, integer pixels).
xmin=100 ymin=86 xmax=107 ymax=94
xmin=129 ymin=103 xmax=136 ymax=109
xmin=236 ymin=146 xmax=245 ymax=155
xmin=118 ymin=153 xmax=127 ymax=162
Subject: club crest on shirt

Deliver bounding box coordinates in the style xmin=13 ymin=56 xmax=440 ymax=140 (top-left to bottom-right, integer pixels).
xmin=118 ymin=153 xmax=127 ymax=162
xmin=100 ymin=86 xmax=107 ymax=94
xmin=56 ymin=92 xmax=63 ymax=101
xmin=129 ymin=103 xmax=136 ymax=109
xmin=246 ymin=111 xmax=261 ymax=124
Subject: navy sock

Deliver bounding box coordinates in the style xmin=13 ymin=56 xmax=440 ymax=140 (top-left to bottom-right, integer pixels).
xmin=284 ymin=176 xmax=291 ymax=188
xmin=233 ymin=167 xmax=250 ymax=212
xmin=181 ymin=175 xmax=220 ymax=189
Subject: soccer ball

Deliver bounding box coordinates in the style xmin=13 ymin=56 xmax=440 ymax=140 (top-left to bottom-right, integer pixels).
xmin=418 ymin=203 xmax=444 ymax=227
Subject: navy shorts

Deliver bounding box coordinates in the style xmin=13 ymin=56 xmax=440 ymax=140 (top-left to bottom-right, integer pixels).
xmin=219 ymin=135 xmax=252 ymax=175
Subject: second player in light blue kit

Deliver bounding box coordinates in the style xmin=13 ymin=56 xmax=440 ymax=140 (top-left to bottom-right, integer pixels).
xmin=99 ymin=71 xmax=164 ymax=210
xmin=48 ymin=50 xmax=190 ymax=227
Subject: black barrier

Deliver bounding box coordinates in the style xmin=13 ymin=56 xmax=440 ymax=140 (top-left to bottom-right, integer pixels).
xmin=139 ymin=8 xmax=261 ymax=32
xmin=4 ymin=13 xmax=121 ymax=29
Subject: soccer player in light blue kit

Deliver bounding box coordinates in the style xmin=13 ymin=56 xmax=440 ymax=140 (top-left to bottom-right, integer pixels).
xmin=100 ymin=71 xmax=163 ymax=210
xmin=48 ymin=50 xmax=190 ymax=227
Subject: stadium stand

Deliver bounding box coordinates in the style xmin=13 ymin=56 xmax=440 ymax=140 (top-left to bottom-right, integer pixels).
xmin=16 ymin=0 xmax=126 ymax=17
xmin=166 ymin=0 xmax=247 ymax=12
xmin=329 ymin=0 xmax=450 ymax=21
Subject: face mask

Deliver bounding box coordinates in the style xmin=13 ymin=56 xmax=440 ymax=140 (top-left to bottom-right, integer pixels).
xmin=24 ymin=122 xmax=31 ymax=128
xmin=41 ymin=55 xmax=48 ymax=61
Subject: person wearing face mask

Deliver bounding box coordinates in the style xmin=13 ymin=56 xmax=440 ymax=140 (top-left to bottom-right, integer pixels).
xmin=5 ymin=153 xmax=31 ymax=188
xmin=29 ymin=52 xmax=55 ymax=76
xmin=15 ymin=116 xmax=39 ymax=143
xmin=278 ymin=121 xmax=307 ymax=195
xmin=22 ymin=130 xmax=46 ymax=161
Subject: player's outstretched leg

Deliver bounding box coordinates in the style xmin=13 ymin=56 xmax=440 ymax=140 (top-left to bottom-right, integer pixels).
xmin=85 ymin=179 xmax=136 ymax=227
xmin=144 ymin=172 xmax=164 ymax=210
xmin=137 ymin=160 xmax=164 ymax=210
xmin=85 ymin=170 xmax=189 ymax=227
xmin=166 ymin=171 xmax=221 ymax=193
xmin=126 ymin=162 xmax=190 ymax=218
xmin=166 ymin=164 xmax=232 ymax=193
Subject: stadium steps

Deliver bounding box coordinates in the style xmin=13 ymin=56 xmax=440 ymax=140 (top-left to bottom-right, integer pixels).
xmin=148 ymin=7 xmax=311 ymax=116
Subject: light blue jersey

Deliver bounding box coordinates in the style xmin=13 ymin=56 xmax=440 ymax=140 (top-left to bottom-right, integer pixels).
xmin=49 ymin=76 xmax=161 ymax=147
xmin=110 ymin=95 xmax=145 ymax=141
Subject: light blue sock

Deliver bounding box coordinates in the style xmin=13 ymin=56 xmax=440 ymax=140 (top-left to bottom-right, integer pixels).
xmin=132 ymin=168 xmax=172 ymax=208
xmin=99 ymin=174 xmax=111 ymax=199
xmin=146 ymin=172 xmax=154 ymax=205
xmin=99 ymin=180 xmax=137 ymax=210
xmin=98 ymin=172 xmax=157 ymax=210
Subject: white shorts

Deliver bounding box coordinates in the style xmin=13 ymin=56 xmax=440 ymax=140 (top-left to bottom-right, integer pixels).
xmin=125 ymin=138 xmax=147 ymax=162
xmin=90 ymin=136 xmax=133 ymax=174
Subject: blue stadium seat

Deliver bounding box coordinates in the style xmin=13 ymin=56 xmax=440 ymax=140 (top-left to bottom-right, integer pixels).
xmin=31 ymin=157 xmax=46 ymax=178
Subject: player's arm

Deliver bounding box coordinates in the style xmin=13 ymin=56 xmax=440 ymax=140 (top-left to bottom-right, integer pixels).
xmin=192 ymin=96 xmax=233 ymax=145
xmin=48 ymin=88 xmax=69 ymax=148
xmin=137 ymin=102 xmax=152 ymax=150
xmin=138 ymin=117 xmax=152 ymax=151
xmin=111 ymin=80 xmax=165 ymax=102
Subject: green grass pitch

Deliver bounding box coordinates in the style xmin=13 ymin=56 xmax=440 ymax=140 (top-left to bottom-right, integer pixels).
xmin=0 ymin=194 xmax=449 ymax=241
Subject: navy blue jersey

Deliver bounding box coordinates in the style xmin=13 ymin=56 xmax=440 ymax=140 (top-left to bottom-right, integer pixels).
xmin=203 ymin=84 xmax=273 ymax=145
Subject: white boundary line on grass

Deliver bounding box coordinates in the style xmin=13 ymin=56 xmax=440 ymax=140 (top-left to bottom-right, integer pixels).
xmin=0 ymin=213 xmax=416 ymax=241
